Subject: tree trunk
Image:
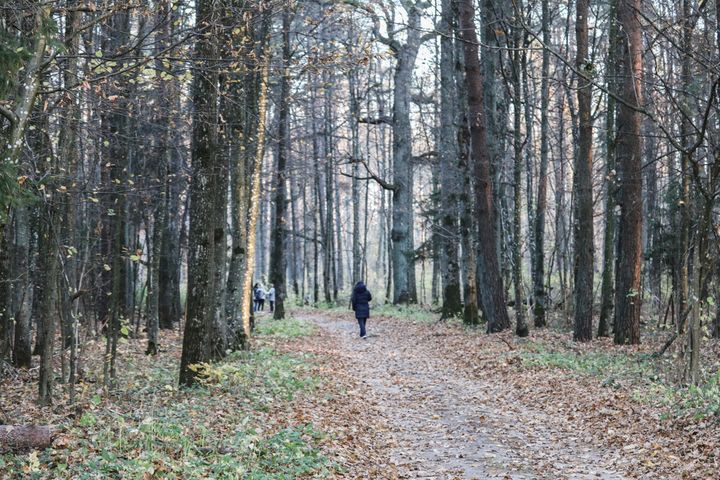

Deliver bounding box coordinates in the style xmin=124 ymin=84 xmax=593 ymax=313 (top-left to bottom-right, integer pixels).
xmin=12 ymin=206 xmax=32 ymax=368
xmin=573 ymin=0 xmax=595 ymax=342
xmin=158 ymin=4 xmax=184 ymax=331
xmin=146 ymin=199 xmax=163 ymax=356
xmin=533 ymin=0 xmax=550 ymax=328
xmin=180 ymin=0 xmax=221 ymax=386
xmin=270 ymin=11 xmax=291 ymax=320
xmin=437 ymin=0 xmax=462 ymax=319
xmin=598 ymin=0 xmax=619 ymax=338
xmin=390 ymin=5 xmax=424 ymax=305
xmin=458 ymin=0 xmax=510 ymax=333
xmin=349 ymin=64 xmax=362 ymax=285
xmin=613 ymin=0 xmax=643 ymax=345
xmin=0 ymin=426 xmax=57 ymax=451
xmin=37 ymin=202 xmax=58 ymax=405
xmin=511 ymin=18 xmax=528 ymax=337
xmin=238 ymin=57 xmax=271 ymax=347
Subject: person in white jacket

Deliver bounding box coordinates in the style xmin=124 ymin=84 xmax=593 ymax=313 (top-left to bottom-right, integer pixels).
xmin=267 ymin=285 xmax=276 ymax=313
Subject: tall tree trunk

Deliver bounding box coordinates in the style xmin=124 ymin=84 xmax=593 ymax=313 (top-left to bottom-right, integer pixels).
xmin=348 ymin=64 xmax=362 ymax=285
xmin=573 ymin=0 xmax=594 ymax=342
xmin=511 ymin=16 xmax=528 ymax=337
xmin=37 ymin=202 xmax=58 ymax=405
xmin=102 ymin=8 xmax=131 ymax=388
xmin=158 ymin=3 xmax=184 ymax=331
xmin=270 ymin=11 xmax=291 ymax=320
xmin=598 ymin=0 xmax=619 ymax=337
xmin=12 ymin=206 xmax=32 ymax=368
xmin=179 ymin=0 xmax=221 ymax=386
xmin=458 ymin=0 xmax=510 ymax=333
xmin=390 ymin=5 xmax=424 ymax=304
xmin=613 ymin=0 xmax=643 ymax=345
xmin=239 ymin=57 xmax=271 ymax=346
xmin=439 ymin=0 xmax=462 ymax=319
xmin=533 ymin=0 xmax=550 ymax=328
xmin=146 ymin=196 xmax=164 ymax=356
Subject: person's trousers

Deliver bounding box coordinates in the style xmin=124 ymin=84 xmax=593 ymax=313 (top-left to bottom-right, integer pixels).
xmin=269 ymin=300 xmax=275 ymax=312
xmin=357 ymin=317 xmax=367 ymax=337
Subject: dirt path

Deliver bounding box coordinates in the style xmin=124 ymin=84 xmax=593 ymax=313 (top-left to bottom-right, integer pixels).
xmin=300 ymin=313 xmax=626 ymax=480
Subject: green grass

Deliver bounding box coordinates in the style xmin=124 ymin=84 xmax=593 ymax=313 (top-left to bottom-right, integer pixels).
xmin=372 ymin=303 xmax=438 ymax=323
xmin=518 ymin=340 xmax=720 ymax=420
xmin=1 ymin=347 xmax=332 ymax=479
xmin=519 ymin=342 xmax=660 ymax=381
xmin=255 ymin=316 xmax=315 ymax=338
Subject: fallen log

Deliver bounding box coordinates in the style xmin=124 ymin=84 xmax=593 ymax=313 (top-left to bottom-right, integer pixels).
xmin=0 ymin=425 xmax=57 ymax=451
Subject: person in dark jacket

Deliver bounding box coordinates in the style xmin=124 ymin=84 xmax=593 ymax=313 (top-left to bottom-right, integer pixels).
xmin=350 ymin=281 xmax=372 ymax=338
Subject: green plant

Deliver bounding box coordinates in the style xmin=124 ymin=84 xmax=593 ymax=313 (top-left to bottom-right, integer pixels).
xmin=255 ymin=317 xmax=315 ymax=338
xmin=0 ymin=347 xmax=331 ymax=479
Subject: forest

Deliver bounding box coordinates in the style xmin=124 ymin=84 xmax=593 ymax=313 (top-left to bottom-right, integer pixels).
xmin=1 ymin=0 xmax=720 ymax=478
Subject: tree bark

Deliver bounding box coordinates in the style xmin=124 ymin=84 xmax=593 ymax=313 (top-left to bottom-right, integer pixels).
xmin=439 ymin=0 xmax=462 ymax=319
xmin=613 ymin=0 xmax=643 ymax=345
xmin=533 ymin=0 xmax=550 ymax=328
xmin=458 ymin=0 xmax=510 ymax=333
xmin=573 ymin=0 xmax=595 ymax=342
xmin=37 ymin=202 xmax=58 ymax=405
xmin=390 ymin=3 xmax=425 ymax=304
xmin=511 ymin=13 xmax=528 ymax=337
xmin=598 ymin=0 xmax=619 ymax=338
xmin=12 ymin=206 xmax=32 ymax=368
xmin=270 ymin=10 xmax=291 ymax=320
xmin=0 ymin=426 xmax=57 ymax=451
xmin=180 ymin=0 xmax=221 ymax=386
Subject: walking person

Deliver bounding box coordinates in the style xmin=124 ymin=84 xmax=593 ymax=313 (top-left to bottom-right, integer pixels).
xmin=350 ymin=281 xmax=372 ymax=338
xmin=257 ymin=285 xmax=266 ymax=312
xmin=254 ymin=283 xmax=266 ymax=311
xmin=267 ymin=284 xmax=276 ymax=313
xmin=253 ymin=283 xmax=261 ymax=312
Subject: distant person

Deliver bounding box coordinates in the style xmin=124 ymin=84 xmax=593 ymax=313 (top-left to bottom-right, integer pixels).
xmin=253 ymin=283 xmax=261 ymax=312
xmin=267 ymin=285 xmax=276 ymax=312
xmin=254 ymin=283 xmax=266 ymax=311
xmin=350 ymin=281 xmax=372 ymax=338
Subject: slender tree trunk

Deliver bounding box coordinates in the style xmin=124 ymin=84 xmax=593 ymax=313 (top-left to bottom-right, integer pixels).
xmin=573 ymin=0 xmax=595 ymax=342
xmin=348 ymin=65 xmax=363 ymax=285
xmin=598 ymin=0 xmax=619 ymax=337
xmin=158 ymin=4 xmax=183 ymax=331
xmin=12 ymin=206 xmax=32 ymax=368
xmin=439 ymin=0 xmax=462 ymax=319
xmin=0 ymin=223 xmax=11 ymax=362
xmin=454 ymin=0 xmax=479 ymax=326
xmin=238 ymin=53 xmax=271 ymax=347
xmin=533 ymin=0 xmax=551 ymax=328
xmin=146 ymin=195 xmax=163 ymax=356
xmin=511 ymin=19 xmax=528 ymax=337
xmin=270 ymin=11 xmax=291 ymax=320
xmin=38 ymin=202 xmax=58 ymax=405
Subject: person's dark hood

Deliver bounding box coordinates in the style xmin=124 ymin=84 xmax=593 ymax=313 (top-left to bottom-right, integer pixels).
xmin=354 ymin=282 xmax=367 ymax=293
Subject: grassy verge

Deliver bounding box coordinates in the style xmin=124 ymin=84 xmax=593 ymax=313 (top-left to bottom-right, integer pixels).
xmin=517 ymin=339 xmax=720 ymax=420
xmin=1 ymin=334 xmax=333 ymax=479
xmin=255 ymin=316 xmax=315 ymax=338
xmin=371 ymin=303 xmax=438 ymax=323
